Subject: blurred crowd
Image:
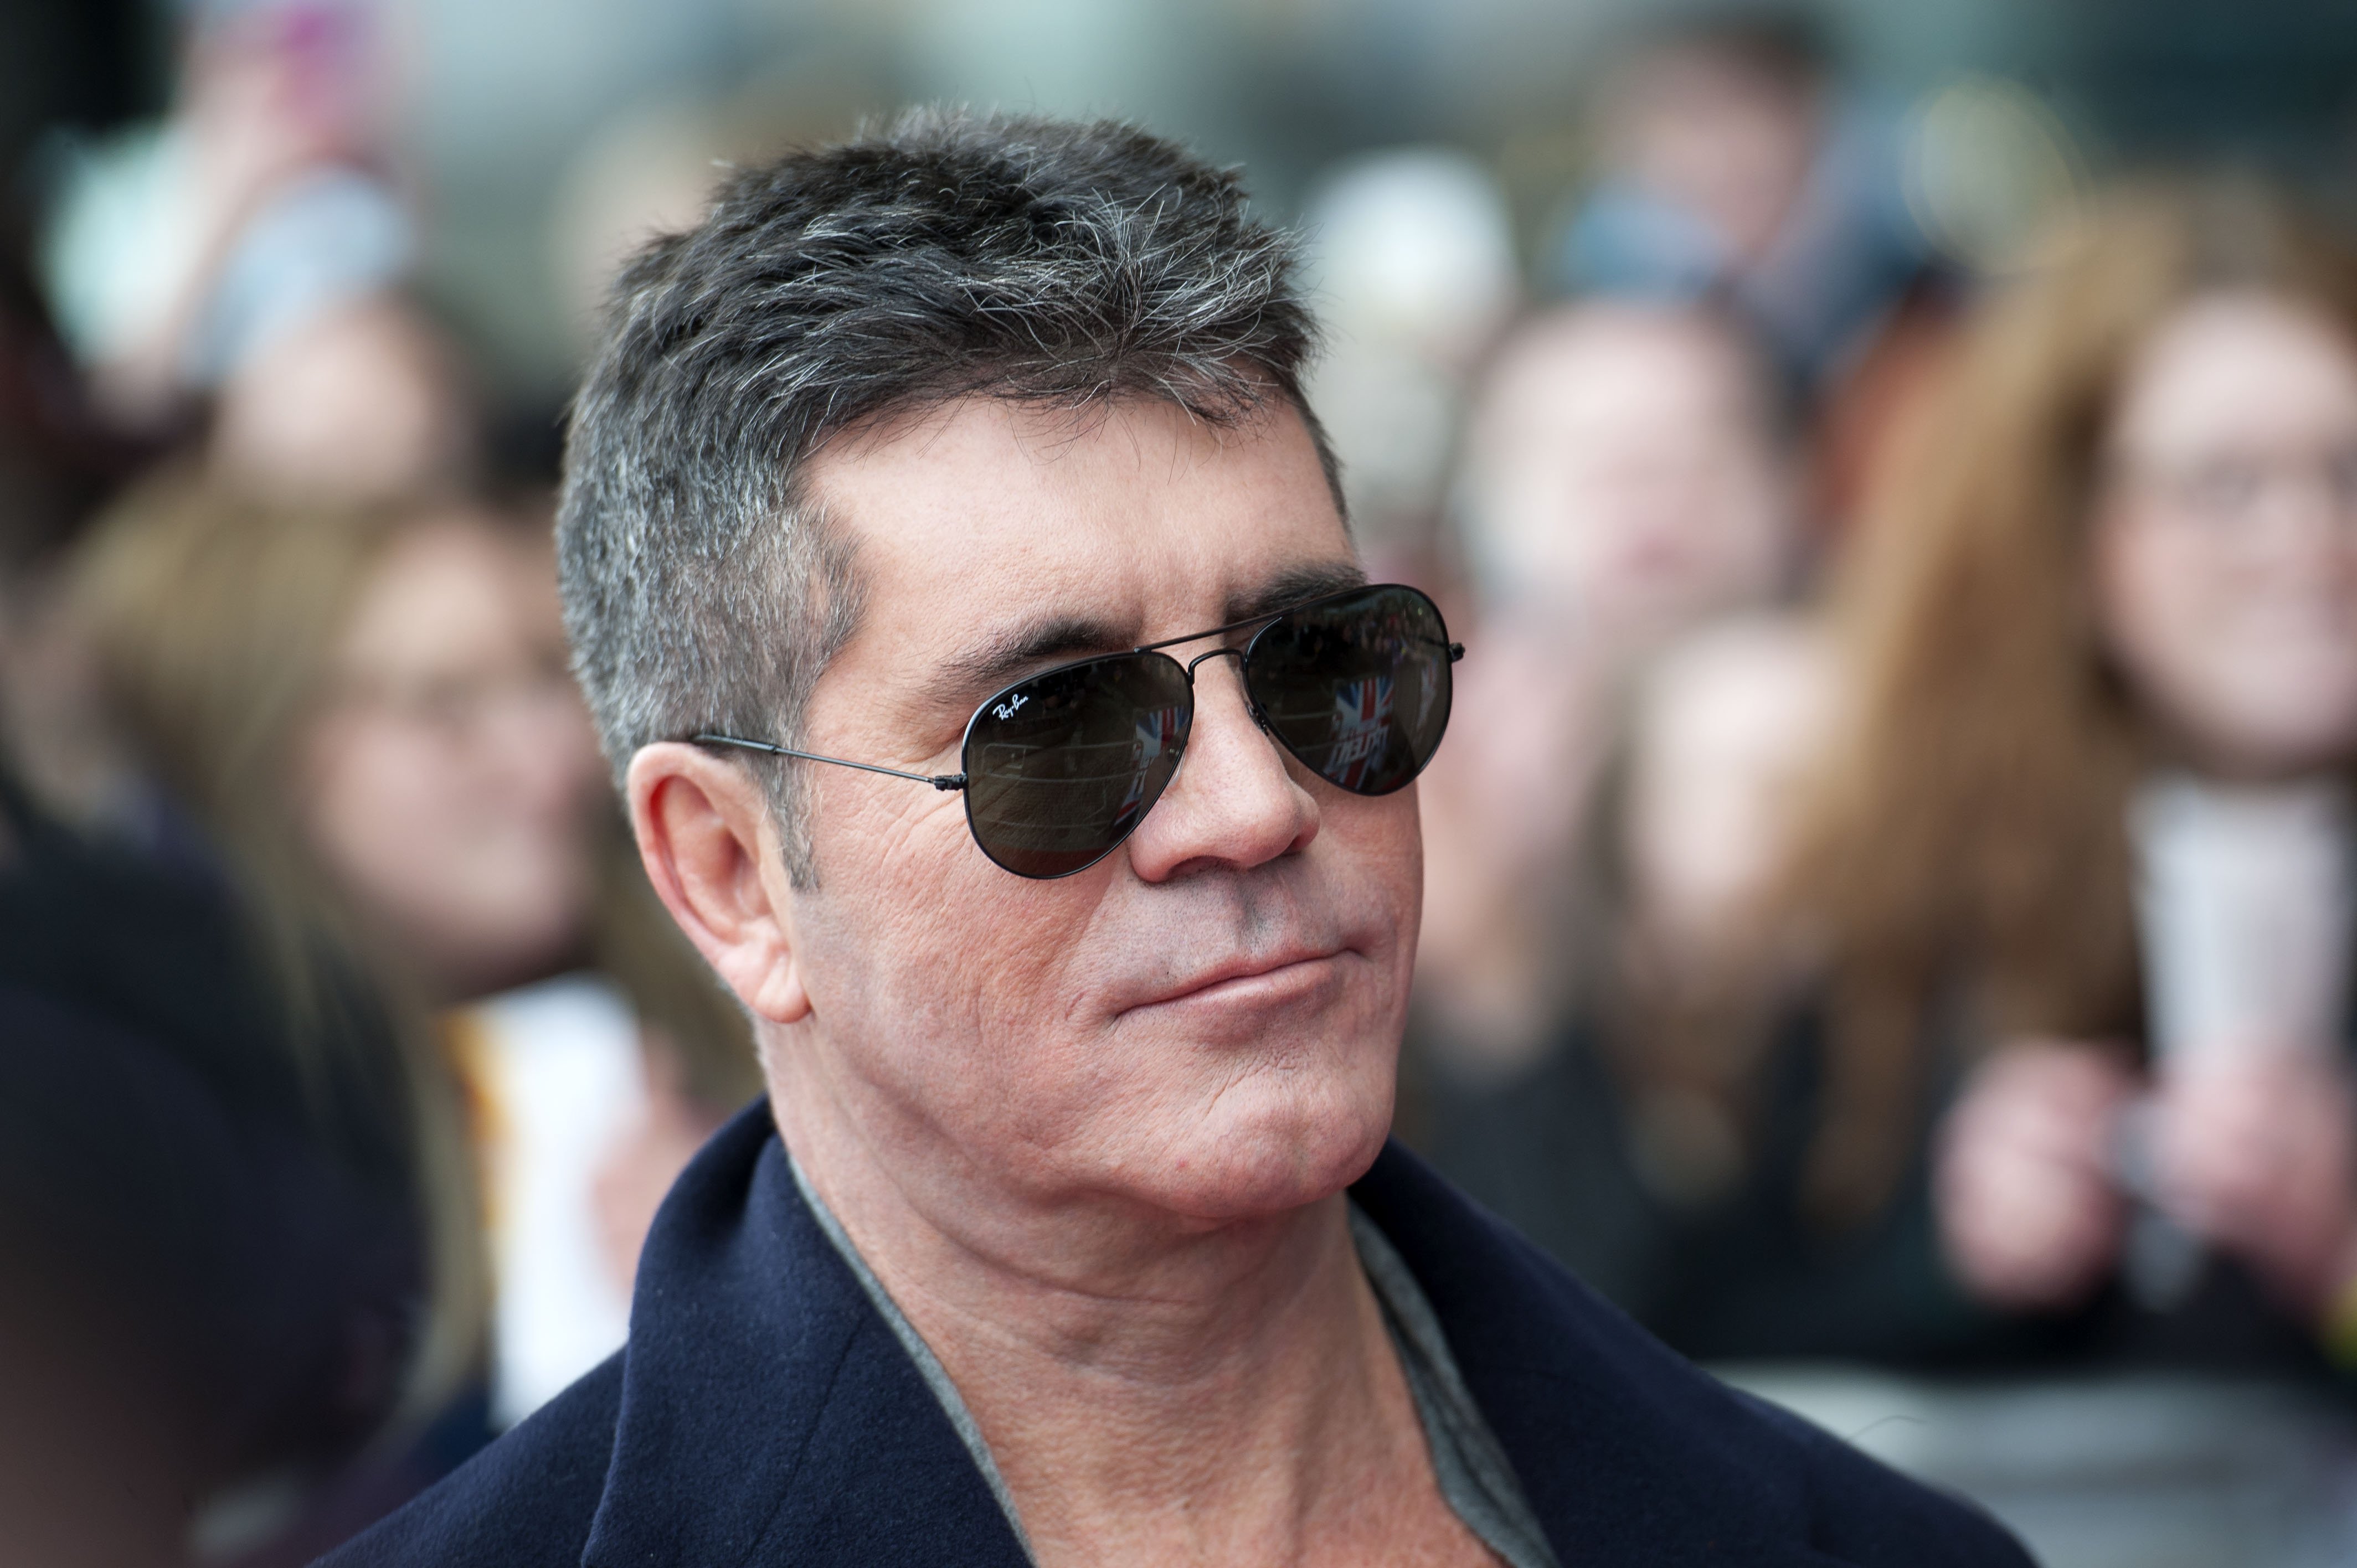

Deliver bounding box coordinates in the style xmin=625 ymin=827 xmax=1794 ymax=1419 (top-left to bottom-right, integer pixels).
xmin=0 ymin=6 xmax=760 ymax=1564
xmin=5 ymin=3 xmax=2357 ymax=1565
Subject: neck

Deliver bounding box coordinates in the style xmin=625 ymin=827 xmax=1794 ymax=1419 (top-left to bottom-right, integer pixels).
xmin=768 ymin=1064 xmax=1431 ymax=1566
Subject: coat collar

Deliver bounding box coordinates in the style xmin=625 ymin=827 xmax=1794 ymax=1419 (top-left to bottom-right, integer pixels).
xmin=1351 ymin=1143 xmax=1850 ymax=1564
xmin=586 ymin=1102 xmax=1846 ymax=1567
xmin=583 ymin=1103 xmax=1026 ymax=1567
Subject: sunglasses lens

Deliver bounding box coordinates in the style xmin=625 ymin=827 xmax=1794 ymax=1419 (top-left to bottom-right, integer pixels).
xmin=962 ymin=654 xmax=1194 ymax=878
xmin=1246 ymin=585 xmax=1454 ymax=796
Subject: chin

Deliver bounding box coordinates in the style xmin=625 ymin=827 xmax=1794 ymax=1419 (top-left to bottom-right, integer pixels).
xmin=2209 ymin=710 xmax=2357 ymax=775
xmin=1131 ymin=1066 xmax=1397 ymax=1223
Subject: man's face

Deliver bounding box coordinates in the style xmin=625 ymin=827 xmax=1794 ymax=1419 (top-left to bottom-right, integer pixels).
xmin=776 ymin=396 xmax=1421 ymax=1223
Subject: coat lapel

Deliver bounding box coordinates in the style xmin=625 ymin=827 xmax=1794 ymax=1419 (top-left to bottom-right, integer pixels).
xmin=588 ymin=1111 xmax=1855 ymax=1567
xmin=1350 ymin=1142 xmax=1845 ymax=1566
xmin=583 ymin=1105 xmax=1026 ymax=1567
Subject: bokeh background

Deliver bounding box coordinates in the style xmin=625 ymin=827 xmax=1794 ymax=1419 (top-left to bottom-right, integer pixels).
xmin=9 ymin=3 xmax=2357 ymax=1566
xmin=22 ymin=0 xmax=2357 ymax=440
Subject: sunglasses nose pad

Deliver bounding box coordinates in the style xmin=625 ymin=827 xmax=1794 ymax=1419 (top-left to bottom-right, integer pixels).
xmin=1186 ymin=646 xmax=1268 ymax=732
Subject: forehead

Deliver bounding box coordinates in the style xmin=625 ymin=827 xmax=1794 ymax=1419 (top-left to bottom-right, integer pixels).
xmin=1477 ymin=310 xmax=1758 ymax=455
xmin=805 ymin=395 xmax=1351 ymax=651
xmin=2113 ymin=291 xmax=2357 ymax=450
xmin=341 ymin=519 xmax=540 ymax=668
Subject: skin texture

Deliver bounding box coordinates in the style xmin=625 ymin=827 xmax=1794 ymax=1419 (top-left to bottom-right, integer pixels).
xmin=1939 ymin=293 xmax=2357 ymax=1318
xmin=629 ymin=397 xmax=1496 ymax=1566
xmin=298 ymin=518 xmax=604 ymax=1003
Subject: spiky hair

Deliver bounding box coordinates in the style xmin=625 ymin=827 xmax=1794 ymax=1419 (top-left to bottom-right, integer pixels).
xmin=557 ymin=107 xmax=1333 ymax=881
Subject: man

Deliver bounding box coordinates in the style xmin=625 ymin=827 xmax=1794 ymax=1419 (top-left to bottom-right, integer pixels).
xmin=325 ymin=110 xmax=2026 ymax=1567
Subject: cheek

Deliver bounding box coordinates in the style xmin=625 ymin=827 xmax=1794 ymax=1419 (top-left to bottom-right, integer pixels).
xmin=2092 ymin=508 xmax=2240 ymax=736
xmin=302 ymin=719 xmax=591 ymax=942
xmin=2094 ymin=510 xmax=2357 ymax=766
xmin=302 ymin=719 xmax=455 ymax=889
xmin=2093 ymin=508 xmax=2198 ymax=663
xmin=793 ymin=782 xmax=1424 ymax=1201
xmin=1331 ymin=787 xmax=1425 ymax=966
xmin=801 ymin=782 xmax=1103 ymax=1064
xmin=794 ymin=852 xmax=1144 ymax=1196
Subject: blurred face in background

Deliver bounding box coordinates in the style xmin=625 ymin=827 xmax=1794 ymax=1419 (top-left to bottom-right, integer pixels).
xmin=1465 ymin=304 xmax=1794 ymax=653
xmin=2096 ymin=292 xmax=2357 ymax=778
xmin=298 ymin=515 xmax=603 ymax=1000
xmin=1622 ymin=616 xmax=1834 ymax=969
xmin=212 ymin=300 xmax=481 ymax=506
xmin=1601 ymin=40 xmax=1820 ymax=266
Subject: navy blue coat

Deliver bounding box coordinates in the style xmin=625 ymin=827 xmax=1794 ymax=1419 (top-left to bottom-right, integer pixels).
xmin=318 ymin=1102 xmax=2031 ymax=1566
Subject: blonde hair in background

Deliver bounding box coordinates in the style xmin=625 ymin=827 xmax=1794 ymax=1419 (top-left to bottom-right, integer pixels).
xmin=1783 ymin=176 xmax=2357 ymax=1227
xmin=70 ymin=473 xmax=492 ymax=1437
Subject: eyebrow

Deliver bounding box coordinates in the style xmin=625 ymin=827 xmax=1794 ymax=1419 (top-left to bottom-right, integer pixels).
xmin=933 ymin=613 xmax=1138 ymax=702
xmin=928 ymin=558 xmax=1370 ymax=705
xmin=1216 ymin=560 xmax=1367 ymax=628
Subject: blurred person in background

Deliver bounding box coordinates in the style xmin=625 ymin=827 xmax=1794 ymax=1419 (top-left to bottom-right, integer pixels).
xmin=1553 ymin=9 xmax=1958 ymax=540
xmin=1744 ymin=176 xmax=2357 ymax=1374
xmin=6 ymin=0 xmax=476 ymax=830
xmin=1404 ymin=297 xmax=1826 ymax=1316
xmin=1553 ymin=9 xmax=1930 ymax=400
xmin=0 ymin=752 xmax=474 ymax=1568
xmin=1457 ymin=305 xmax=1801 ymax=656
xmin=70 ymin=479 xmax=758 ymax=1441
xmin=0 ymin=251 xmax=155 ymax=826
xmin=1296 ymin=148 xmax=1519 ymax=586
xmin=38 ymin=0 xmax=481 ymax=503
xmin=0 ymin=478 xmax=492 ymax=1562
xmin=1589 ymin=613 xmax=1839 ymax=1207
xmin=207 ymin=293 xmax=480 ymax=504
xmin=1414 ymin=300 xmax=1804 ymax=1081
xmin=1453 ymin=610 xmax=1849 ymax=1341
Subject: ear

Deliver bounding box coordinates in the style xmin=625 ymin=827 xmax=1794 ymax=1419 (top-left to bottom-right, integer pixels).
xmin=626 ymin=742 xmax=811 ymax=1024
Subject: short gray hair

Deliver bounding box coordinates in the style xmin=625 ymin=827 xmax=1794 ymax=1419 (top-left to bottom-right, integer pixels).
xmin=557 ymin=107 xmax=1337 ymax=883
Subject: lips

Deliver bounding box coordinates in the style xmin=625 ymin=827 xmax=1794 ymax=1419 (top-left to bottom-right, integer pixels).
xmin=1128 ymin=947 xmax=1347 ymax=1012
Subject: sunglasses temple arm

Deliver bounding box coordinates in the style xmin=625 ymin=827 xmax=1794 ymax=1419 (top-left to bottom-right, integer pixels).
xmin=690 ymin=733 xmax=968 ymax=791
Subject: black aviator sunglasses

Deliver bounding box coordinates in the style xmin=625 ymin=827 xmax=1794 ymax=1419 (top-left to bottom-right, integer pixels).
xmin=693 ymin=582 xmax=1464 ymax=879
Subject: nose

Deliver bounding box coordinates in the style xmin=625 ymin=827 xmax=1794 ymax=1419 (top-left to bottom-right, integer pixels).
xmin=1125 ymin=652 xmax=1319 ymax=882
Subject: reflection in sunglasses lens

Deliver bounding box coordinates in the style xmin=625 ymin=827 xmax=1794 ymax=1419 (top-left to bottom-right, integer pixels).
xmin=957 ymin=585 xmax=1454 ymax=879
xmin=1247 ymin=586 xmax=1453 ymax=797
xmin=963 ymin=654 xmax=1193 ymax=877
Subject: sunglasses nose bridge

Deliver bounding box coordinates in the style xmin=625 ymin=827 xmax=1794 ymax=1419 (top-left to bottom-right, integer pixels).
xmin=1180 ymin=646 xmax=1268 ymax=731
